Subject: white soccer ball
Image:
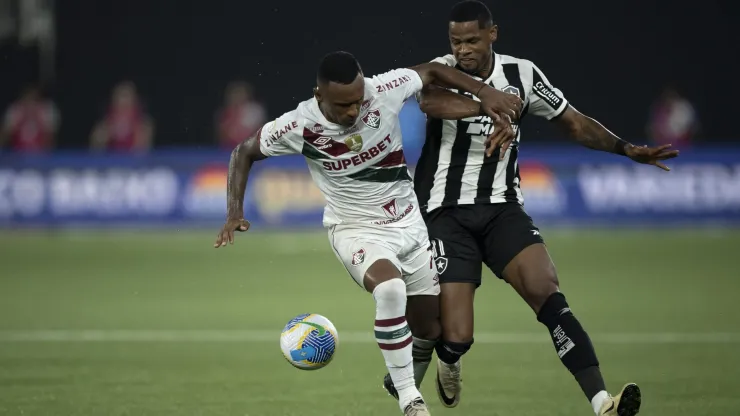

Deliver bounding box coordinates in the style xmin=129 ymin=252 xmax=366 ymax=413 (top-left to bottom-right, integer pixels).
xmin=280 ymin=313 xmax=339 ymax=370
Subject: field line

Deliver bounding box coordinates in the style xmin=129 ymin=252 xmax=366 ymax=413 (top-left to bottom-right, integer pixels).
xmin=1 ymin=330 xmax=739 ymax=344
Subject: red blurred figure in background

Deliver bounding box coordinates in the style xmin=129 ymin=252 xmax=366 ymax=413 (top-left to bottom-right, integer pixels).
xmin=647 ymin=86 xmax=700 ymax=149
xmin=90 ymin=81 xmax=154 ymax=152
xmin=0 ymin=85 xmax=60 ymax=153
xmin=215 ymin=81 xmax=266 ymax=149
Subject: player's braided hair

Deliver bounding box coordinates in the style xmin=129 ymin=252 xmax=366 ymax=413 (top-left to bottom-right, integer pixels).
xmin=449 ymin=0 xmax=494 ymax=28
xmin=317 ymin=51 xmax=363 ymax=85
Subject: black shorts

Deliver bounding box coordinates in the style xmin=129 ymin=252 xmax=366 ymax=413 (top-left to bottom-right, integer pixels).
xmin=423 ymin=203 xmax=544 ymax=285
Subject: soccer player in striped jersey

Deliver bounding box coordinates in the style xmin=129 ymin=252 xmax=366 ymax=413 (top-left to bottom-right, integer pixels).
xmin=214 ymin=50 xmax=521 ymax=416
xmin=382 ymin=2 xmax=679 ymax=416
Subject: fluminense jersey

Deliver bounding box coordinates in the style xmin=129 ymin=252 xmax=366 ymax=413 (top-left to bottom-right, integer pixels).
xmin=258 ymin=68 xmax=424 ymax=227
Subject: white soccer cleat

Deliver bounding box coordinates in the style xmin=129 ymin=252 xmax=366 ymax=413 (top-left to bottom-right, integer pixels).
xmin=434 ymin=358 xmax=461 ymax=408
xmin=403 ymin=398 xmax=431 ymax=415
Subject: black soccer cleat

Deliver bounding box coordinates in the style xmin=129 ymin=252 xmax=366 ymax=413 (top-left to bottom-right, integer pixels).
xmin=383 ymin=372 xmax=399 ymax=400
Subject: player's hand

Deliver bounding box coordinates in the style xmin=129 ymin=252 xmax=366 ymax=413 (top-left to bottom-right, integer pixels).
xmin=477 ymin=85 xmax=522 ymax=121
xmin=484 ymin=114 xmax=516 ymax=160
xmin=624 ymin=144 xmax=680 ymax=171
xmin=214 ymin=217 xmax=251 ymax=248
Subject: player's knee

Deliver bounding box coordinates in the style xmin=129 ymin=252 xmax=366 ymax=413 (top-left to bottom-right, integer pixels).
xmin=372 ymin=278 xmax=407 ymax=308
xmin=412 ymin=319 xmax=441 ymax=341
xmin=536 ymin=291 xmax=570 ymax=325
xmin=442 ymin=324 xmax=473 ymax=344
xmin=435 ymin=338 xmax=474 ymax=364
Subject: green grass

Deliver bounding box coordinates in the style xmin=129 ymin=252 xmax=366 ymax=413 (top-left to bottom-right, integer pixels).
xmin=0 ymin=228 xmax=738 ymax=415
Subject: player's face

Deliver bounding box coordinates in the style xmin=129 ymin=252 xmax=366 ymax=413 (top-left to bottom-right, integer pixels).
xmin=449 ymin=21 xmax=497 ymax=75
xmin=315 ymin=74 xmax=365 ymax=127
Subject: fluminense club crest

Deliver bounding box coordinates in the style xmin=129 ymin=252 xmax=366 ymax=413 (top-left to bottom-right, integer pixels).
xmin=362 ymin=109 xmax=381 ymax=129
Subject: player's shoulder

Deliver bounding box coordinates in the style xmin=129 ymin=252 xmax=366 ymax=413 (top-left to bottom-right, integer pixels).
xmin=367 ymin=68 xmax=418 ymax=85
xmin=497 ymin=52 xmax=538 ymax=71
xmin=429 ymin=54 xmax=457 ymax=67
xmin=263 ymin=99 xmax=315 ymax=138
xmin=366 ymin=68 xmax=421 ymax=98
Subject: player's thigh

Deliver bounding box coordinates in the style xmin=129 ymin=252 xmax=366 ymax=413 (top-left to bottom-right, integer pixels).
xmin=328 ymin=225 xmax=403 ymax=293
xmin=480 ymin=204 xmax=557 ymax=308
xmin=439 ymin=282 xmax=476 ymax=342
xmin=425 ymin=208 xmax=483 ymax=287
xmin=502 ymin=243 xmax=559 ymax=313
xmin=480 ymin=203 xmax=544 ymax=279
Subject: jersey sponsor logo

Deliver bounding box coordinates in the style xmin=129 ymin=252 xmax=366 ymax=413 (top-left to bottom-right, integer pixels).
xmin=533 ymin=81 xmax=562 ymax=108
xmin=340 ymin=125 xmax=360 ymax=135
xmin=351 ymin=248 xmax=366 ymax=266
xmin=464 ymin=115 xmax=501 ymax=136
xmin=373 ymin=202 xmax=414 ymax=225
xmin=344 ymin=134 xmax=363 ymax=152
xmin=322 ymin=135 xmax=391 ymax=171
xmin=375 ymin=75 xmax=413 ymax=93
xmin=362 ymin=109 xmax=381 ymax=129
xmin=382 ymin=198 xmax=398 ymax=218
xmin=315 ymin=136 xmax=333 ymax=150
xmin=266 ymin=120 xmax=299 ymax=145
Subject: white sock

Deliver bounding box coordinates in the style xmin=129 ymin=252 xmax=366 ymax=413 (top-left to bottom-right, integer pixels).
xmin=591 ymin=390 xmax=610 ymax=415
xmin=411 ymin=337 xmax=437 ymax=388
xmin=373 ymin=279 xmax=421 ymax=409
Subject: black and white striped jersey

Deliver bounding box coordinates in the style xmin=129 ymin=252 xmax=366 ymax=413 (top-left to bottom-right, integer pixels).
xmin=414 ymin=53 xmax=569 ymax=214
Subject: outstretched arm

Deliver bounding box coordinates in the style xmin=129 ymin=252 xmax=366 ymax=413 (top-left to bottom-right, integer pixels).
xmin=417 ymin=86 xmax=482 ymax=120
xmin=214 ymin=132 xmax=267 ymax=247
xmin=557 ymin=105 xmax=679 ymax=171
xmin=410 ymin=62 xmax=522 ymax=119
xmin=226 ymin=133 xmax=267 ymax=219
xmin=556 ymin=106 xmax=631 ymax=155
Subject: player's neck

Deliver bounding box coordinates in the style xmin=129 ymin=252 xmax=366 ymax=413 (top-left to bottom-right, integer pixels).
xmin=475 ymin=52 xmax=495 ymax=79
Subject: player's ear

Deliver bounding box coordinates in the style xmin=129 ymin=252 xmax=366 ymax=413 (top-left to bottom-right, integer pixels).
xmin=313 ymin=86 xmax=322 ymax=102
xmin=489 ymin=24 xmax=498 ymax=44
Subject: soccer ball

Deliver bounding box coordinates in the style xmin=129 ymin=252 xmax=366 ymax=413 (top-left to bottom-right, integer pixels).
xmin=280 ymin=313 xmax=339 ymax=370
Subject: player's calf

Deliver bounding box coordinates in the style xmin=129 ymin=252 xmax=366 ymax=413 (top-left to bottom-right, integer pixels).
xmin=538 ymin=291 xmax=612 ymax=414
xmin=371 ymin=274 xmax=424 ymax=412
xmin=504 ymin=244 xmax=612 ymax=415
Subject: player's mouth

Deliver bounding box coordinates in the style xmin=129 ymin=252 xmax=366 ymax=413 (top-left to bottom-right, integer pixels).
xmin=459 ymin=58 xmax=476 ymax=65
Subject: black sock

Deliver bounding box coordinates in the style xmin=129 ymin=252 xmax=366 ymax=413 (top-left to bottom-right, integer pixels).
xmin=537 ymin=292 xmax=607 ymax=401
xmin=435 ymin=339 xmax=473 ymax=365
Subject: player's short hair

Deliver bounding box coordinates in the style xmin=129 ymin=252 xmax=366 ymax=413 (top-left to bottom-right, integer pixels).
xmin=317 ymin=51 xmax=363 ymax=85
xmin=449 ymin=0 xmax=494 ymax=29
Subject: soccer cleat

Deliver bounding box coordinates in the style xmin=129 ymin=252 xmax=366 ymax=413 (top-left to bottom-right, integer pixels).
xmin=434 ymin=358 xmax=461 ymax=408
xmin=599 ymin=383 xmax=642 ymax=416
xmin=383 ymin=373 xmax=399 ymax=400
xmin=403 ymin=398 xmax=431 ymax=416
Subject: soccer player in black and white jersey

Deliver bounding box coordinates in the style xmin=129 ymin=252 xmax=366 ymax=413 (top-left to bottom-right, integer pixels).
xmin=383 ymin=2 xmax=679 ymax=416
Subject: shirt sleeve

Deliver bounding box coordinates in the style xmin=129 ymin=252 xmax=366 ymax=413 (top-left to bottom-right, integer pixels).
xmin=414 ymin=55 xmax=456 ymax=102
xmin=257 ymin=109 xmax=304 ymax=157
xmin=527 ymin=62 xmax=569 ymax=120
xmin=371 ymin=68 xmax=424 ymax=113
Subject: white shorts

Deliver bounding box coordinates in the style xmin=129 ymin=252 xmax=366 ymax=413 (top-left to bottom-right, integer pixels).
xmin=328 ymin=217 xmax=440 ymax=297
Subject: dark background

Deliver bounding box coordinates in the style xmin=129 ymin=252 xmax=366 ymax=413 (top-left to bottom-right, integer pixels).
xmin=1 ymin=0 xmax=737 ymax=148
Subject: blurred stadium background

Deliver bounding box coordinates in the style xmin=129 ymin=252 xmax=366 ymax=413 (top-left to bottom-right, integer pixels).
xmin=1 ymin=1 xmax=738 ymax=415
